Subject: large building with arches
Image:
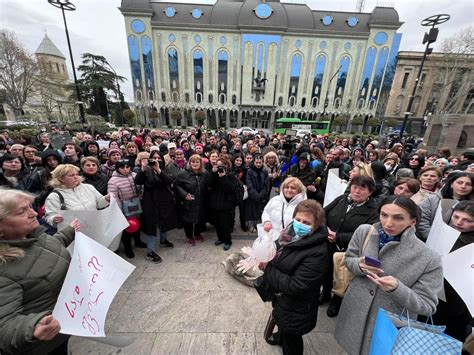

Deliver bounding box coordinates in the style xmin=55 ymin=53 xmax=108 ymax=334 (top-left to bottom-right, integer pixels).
xmin=120 ymin=0 xmax=402 ymax=129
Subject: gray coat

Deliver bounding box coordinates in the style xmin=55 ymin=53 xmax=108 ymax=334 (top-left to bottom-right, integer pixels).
xmin=335 ymin=223 xmax=443 ymax=355
xmin=418 ymin=195 xmax=460 ymax=241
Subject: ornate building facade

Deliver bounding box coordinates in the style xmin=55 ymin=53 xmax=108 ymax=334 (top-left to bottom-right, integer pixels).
xmin=120 ymin=0 xmax=403 ymax=129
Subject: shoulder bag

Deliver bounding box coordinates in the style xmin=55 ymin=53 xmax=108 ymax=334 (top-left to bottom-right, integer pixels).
xmin=332 ymin=225 xmax=374 ymax=297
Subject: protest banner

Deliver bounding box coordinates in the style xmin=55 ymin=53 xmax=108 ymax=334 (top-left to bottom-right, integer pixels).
xmin=58 ymin=196 xmax=129 ymax=250
xmin=425 ymin=202 xmax=460 ymax=257
xmin=323 ymin=168 xmax=348 ymax=207
xmin=53 ymin=232 xmax=135 ymax=337
xmin=443 ymin=244 xmax=474 ymax=316
xmin=96 ymin=140 xmax=110 ymax=150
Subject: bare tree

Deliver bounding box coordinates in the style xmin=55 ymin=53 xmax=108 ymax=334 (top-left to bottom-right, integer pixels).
xmin=0 ymin=30 xmax=38 ymax=117
xmin=435 ymin=26 xmax=474 ymax=114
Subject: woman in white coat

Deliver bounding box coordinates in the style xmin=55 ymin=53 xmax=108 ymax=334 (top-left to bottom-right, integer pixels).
xmin=44 ymin=164 xmax=110 ymax=227
xmin=262 ymin=177 xmax=307 ymax=234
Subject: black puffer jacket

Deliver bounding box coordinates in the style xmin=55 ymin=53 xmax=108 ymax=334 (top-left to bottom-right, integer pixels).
xmin=264 ymin=225 xmax=328 ymax=335
xmin=135 ymin=167 xmax=177 ymax=234
xmin=82 ymin=171 xmax=109 ymax=196
xmin=324 ymin=194 xmax=379 ymax=250
xmin=174 ymin=168 xmax=210 ymax=224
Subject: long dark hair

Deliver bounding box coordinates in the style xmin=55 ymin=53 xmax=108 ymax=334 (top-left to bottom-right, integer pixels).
xmin=379 ymin=195 xmax=420 ymax=221
xmin=440 ymin=172 xmax=474 ymax=200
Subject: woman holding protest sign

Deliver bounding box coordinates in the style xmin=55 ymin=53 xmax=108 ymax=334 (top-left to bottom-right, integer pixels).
xmin=0 ymin=188 xmax=81 ymax=354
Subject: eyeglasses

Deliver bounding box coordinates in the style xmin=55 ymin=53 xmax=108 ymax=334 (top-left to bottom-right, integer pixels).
xmin=409 ymin=157 xmax=419 ymax=161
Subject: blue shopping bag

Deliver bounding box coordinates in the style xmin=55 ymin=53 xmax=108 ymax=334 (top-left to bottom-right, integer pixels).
xmin=369 ymin=308 xmax=457 ymax=355
xmin=369 ymin=309 xmax=400 ymax=355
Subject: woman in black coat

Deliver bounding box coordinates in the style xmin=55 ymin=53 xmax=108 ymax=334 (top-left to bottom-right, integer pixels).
xmin=262 ymin=200 xmax=328 ymax=355
xmin=135 ymin=150 xmax=176 ymax=263
xmin=322 ymin=175 xmax=380 ymax=317
xmin=175 ymin=154 xmax=210 ymax=245
xmin=209 ymin=156 xmax=239 ymax=250
xmin=243 ymin=154 xmax=270 ymax=230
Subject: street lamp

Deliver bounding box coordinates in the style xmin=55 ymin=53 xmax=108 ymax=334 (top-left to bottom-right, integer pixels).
xmin=48 ymin=0 xmax=85 ymax=124
xmin=399 ymin=14 xmax=450 ymax=139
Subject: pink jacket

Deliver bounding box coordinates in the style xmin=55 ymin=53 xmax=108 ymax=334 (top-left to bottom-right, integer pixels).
xmin=107 ymin=171 xmax=138 ymax=209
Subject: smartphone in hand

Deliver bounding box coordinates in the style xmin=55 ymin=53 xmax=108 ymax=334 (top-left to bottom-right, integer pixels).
xmin=365 ymin=256 xmax=382 ymax=268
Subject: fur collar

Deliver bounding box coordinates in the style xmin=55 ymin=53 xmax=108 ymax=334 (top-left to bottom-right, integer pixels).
xmin=0 ymin=244 xmax=25 ymax=264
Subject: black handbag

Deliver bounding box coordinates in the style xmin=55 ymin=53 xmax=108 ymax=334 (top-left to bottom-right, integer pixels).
xmin=254 ymin=276 xmax=276 ymax=302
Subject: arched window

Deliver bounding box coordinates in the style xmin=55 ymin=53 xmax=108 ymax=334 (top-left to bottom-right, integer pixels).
xmin=168 ymin=48 xmax=179 ymax=93
xmin=370 ymin=47 xmax=389 ymax=102
xmin=359 ymin=47 xmax=377 ymax=101
xmin=289 ymin=96 xmax=296 ymax=106
xmin=218 ymin=51 xmax=228 ymax=98
xmin=209 ymin=94 xmax=213 ymax=103
xmin=311 ymin=54 xmax=326 ymax=104
xmin=457 ymin=130 xmax=468 ymax=148
xmin=193 ymin=49 xmax=203 ymax=98
xmin=196 ymin=92 xmax=202 ymax=103
xmin=334 ymin=56 xmax=351 ymax=100
xmin=312 ymin=97 xmax=318 ymax=108
xmin=219 ymin=94 xmax=226 ymax=104
xmin=141 ymin=36 xmax=155 ymax=93
xmin=161 ymin=92 xmax=166 ymax=101
xmin=278 ymin=96 xmax=283 ymax=106
xmin=232 ymin=95 xmax=237 ymax=105
xmin=357 ymin=98 xmax=365 ymax=109
xmin=128 ymin=35 xmax=142 ymax=90
xmin=301 ymin=97 xmax=306 ymax=107
xmin=288 ymin=54 xmax=302 ymax=100
xmin=185 ymin=93 xmax=190 ymax=103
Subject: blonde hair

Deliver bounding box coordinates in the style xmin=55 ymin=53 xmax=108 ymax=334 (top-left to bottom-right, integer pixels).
xmin=187 ymin=154 xmax=205 ymax=173
xmin=352 ymin=162 xmax=374 ymax=179
xmin=263 ymin=151 xmax=280 ymax=166
xmin=0 ymin=188 xmax=35 ymax=220
xmin=135 ymin=151 xmax=150 ymax=166
xmin=49 ymin=164 xmax=83 ymax=188
xmin=281 ymin=177 xmax=306 ymax=194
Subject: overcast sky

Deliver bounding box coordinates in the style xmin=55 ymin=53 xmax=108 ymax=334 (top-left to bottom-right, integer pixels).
xmin=1 ymin=0 xmax=472 ymax=102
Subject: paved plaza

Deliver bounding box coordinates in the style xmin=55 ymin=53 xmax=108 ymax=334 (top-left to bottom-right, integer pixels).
xmin=69 ymin=225 xmax=346 ymax=355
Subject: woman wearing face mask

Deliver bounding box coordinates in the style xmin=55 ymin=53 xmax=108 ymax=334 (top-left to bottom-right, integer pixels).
xmin=261 ymin=200 xmax=328 ymax=355
xmin=381 ymin=152 xmax=400 ymax=185
xmin=335 ymin=196 xmax=443 ymax=355
xmin=417 ymin=172 xmax=474 ymax=241
xmin=321 ymin=176 xmax=380 ymax=316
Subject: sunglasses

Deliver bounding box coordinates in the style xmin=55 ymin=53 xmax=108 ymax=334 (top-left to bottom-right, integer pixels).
xmin=409 ymin=157 xmax=419 ymax=161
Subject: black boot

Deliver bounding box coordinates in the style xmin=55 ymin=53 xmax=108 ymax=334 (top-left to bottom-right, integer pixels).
xmin=265 ymin=331 xmax=281 ymax=346
xmin=327 ymin=295 xmax=343 ymax=318
xmin=133 ymin=233 xmax=147 ymax=248
xmin=319 ymin=290 xmax=331 ymax=305
xmin=122 ymin=232 xmax=135 ymax=259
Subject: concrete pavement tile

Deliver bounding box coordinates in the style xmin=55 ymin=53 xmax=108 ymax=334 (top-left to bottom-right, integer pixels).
xmin=255 ymin=334 xmax=282 ymax=355
xmin=205 ymin=332 xmax=257 ymax=355
xmin=306 ymin=332 xmax=346 ymax=354
xmin=129 ymin=277 xmax=176 ymax=291
xmin=313 ymin=305 xmax=337 ymax=333
xmin=110 ymin=291 xmax=210 ymax=333
xmin=69 ymin=332 xmax=156 ymax=355
xmin=105 ymin=289 xmax=131 ymax=331
xmin=207 ymin=290 xmax=270 ymax=332
xmin=150 ymin=333 xmax=208 ymax=354
xmin=144 ymin=262 xmax=219 ymax=278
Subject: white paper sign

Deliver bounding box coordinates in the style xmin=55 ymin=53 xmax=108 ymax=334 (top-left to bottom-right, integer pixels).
xmin=425 ymin=202 xmax=460 ymax=257
xmin=53 ymin=232 xmax=135 ymax=337
xmin=58 ymin=196 xmax=129 ymax=249
xmin=323 ymin=168 xmax=348 ymax=207
xmin=96 ymin=140 xmax=110 ymax=150
xmin=443 ymin=244 xmax=474 ymax=316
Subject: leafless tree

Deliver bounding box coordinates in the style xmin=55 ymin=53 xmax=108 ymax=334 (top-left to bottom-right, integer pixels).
xmin=435 ymin=26 xmax=474 ymax=114
xmin=0 ymin=30 xmax=38 ymax=117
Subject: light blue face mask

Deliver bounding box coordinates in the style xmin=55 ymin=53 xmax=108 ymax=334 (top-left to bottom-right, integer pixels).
xmin=293 ymin=220 xmax=312 ymax=237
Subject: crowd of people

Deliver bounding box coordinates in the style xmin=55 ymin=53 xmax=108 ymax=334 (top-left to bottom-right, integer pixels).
xmin=0 ymin=123 xmax=473 ymax=354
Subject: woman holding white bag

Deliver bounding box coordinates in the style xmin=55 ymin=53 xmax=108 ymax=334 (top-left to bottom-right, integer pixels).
xmin=261 ymin=177 xmax=307 ymax=234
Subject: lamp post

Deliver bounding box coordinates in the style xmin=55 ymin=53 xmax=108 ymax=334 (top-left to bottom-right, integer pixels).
xmin=399 ymin=14 xmax=450 ymax=139
xmin=322 ymin=65 xmax=342 ymax=121
xmin=48 ymin=0 xmax=85 ymax=124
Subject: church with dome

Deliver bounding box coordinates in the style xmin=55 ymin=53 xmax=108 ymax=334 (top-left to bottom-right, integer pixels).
xmin=120 ymin=0 xmax=403 ymax=129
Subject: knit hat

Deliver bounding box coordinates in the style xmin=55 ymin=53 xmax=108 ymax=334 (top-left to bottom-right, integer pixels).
xmin=107 ymin=148 xmax=122 ymax=157
xmin=133 ymin=137 xmax=143 ymax=150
